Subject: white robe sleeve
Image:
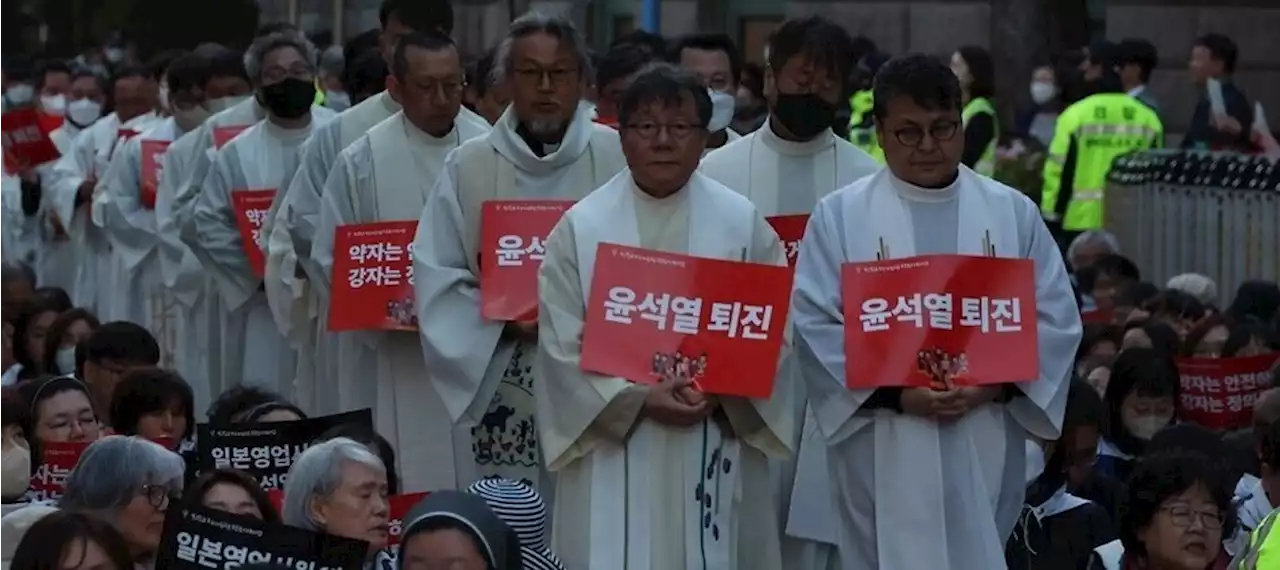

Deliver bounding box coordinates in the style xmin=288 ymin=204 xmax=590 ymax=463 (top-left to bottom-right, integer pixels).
xmin=184 ymin=144 xmax=258 ymax=310
xmin=155 ymin=135 xmax=202 ymax=302
xmin=282 ymin=123 xmax=341 ymax=271
xmin=309 ymin=141 xmax=367 ymax=301
xmin=170 ymin=123 xmax=218 ymax=235
xmin=45 ymin=128 xmax=97 ymax=234
xmin=95 ymin=137 xmax=156 ymax=272
xmin=411 ymin=152 xmax=507 ymax=423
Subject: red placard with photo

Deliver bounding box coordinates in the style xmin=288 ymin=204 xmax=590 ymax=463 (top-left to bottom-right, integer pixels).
xmin=840 ymin=255 xmax=1039 ymax=390
xmin=230 ymin=189 xmax=276 ymax=278
xmin=26 ymin=441 xmax=92 ymax=502
xmin=479 ymin=200 xmax=573 ymax=322
xmin=1177 ymin=354 xmax=1280 ymax=430
xmin=767 ymin=214 xmax=809 ymax=267
xmin=139 ymin=140 xmax=171 ymax=209
xmin=580 ymin=243 xmax=794 ymax=399
xmin=2 ymin=107 xmax=62 ymax=169
xmin=328 ymin=220 xmax=418 ymax=332
xmin=213 ymin=125 xmax=249 ymax=149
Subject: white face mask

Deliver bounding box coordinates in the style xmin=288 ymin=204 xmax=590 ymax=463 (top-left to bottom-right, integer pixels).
xmin=1124 ymin=414 xmax=1171 ymax=440
xmin=5 ymin=84 xmax=34 ymax=106
xmin=203 ymin=95 xmax=249 ymax=114
xmin=1030 ymin=82 xmax=1057 ymax=105
xmin=1 ymin=439 xmax=31 ymax=500
xmin=66 ymin=98 xmax=103 ymax=127
xmin=707 ymin=88 xmax=736 ymax=133
xmin=56 ymin=346 xmax=77 ymax=375
xmin=325 ymin=90 xmax=351 ymax=112
xmin=41 ymin=94 xmax=67 ymax=116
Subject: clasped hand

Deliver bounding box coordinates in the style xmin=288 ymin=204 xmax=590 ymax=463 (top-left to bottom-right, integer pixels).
xmin=643 ymin=379 xmax=717 ymax=427
xmin=900 ymin=386 xmax=1002 ymax=421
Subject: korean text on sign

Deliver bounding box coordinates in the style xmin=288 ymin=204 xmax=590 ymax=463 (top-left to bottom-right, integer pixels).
xmin=2 ymin=107 xmax=61 ymax=168
xmin=479 ymin=199 xmax=574 ymax=322
xmin=158 ymin=506 xmax=367 ymax=570
xmin=580 ymin=243 xmax=794 ymax=399
xmin=25 ymin=441 xmax=91 ymax=502
xmin=767 ymin=214 xmax=809 ymax=267
xmin=1177 ymin=354 xmax=1279 ymax=430
xmin=840 ymin=254 xmax=1039 ymax=390
xmin=328 ymin=220 xmax=418 ymax=332
xmin=230 ymin=189 xmax=276 ymax=278
xmin=139 ymin=140 xmax=171 ymax=210
xmin=196 ymin=409 xmax=374 ymax=490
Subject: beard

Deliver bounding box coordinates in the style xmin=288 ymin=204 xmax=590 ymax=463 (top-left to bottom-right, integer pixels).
xmin=525 ymin=117 xmax=566 ymax=139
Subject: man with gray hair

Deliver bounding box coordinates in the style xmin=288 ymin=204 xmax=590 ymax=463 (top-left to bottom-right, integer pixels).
xmin=184 ymin=31 xmax=336 ymax=399
xmin=413 ymin=11 xmax=626 ymax=494
xmin=1065 ymin=229 xmax=1120 ymax=272
xmin=281 ymin=437 xmax=391 ymax=565
xmin=319 ymin=45 xmax=349 ymax=111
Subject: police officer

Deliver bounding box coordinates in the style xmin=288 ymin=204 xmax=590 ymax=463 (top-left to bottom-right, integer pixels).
xmin=846 ymin=51 xmax=888 ymax=164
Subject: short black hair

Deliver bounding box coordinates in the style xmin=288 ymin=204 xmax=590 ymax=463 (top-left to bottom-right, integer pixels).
xmin=766 ymin=16 xmax=855 ymax=86
xmin=34 ymin=59 xmax=72 ymax=90
xmin=1117 ymin=38 xmax=1158 ymax=83
xmin=184 ymin=468 xmax=281 ymax=524
xmin=11 ymin=297 xmax=63 ymax=377
xmin=343 ymin=29 xmax=382 ymax=66
xmin=956 ymin=45 xmax=995 ymax=100
xmin=10 ymin=511 xmax=136 ymax=570
xmin=344 ymin=49 xmax=389 ymax=101
xmin=1094 ymin=253 xmax=1142 ymax=283
xmin=669 ymin=33 xmax=742 ymax=87
xmin=1194 ymin=33 xmax=1238 ymax=74
xmin=17 ymin=375 xmax=97 ymax=444
xmin=392 ymin=30 xmax=456 ymax=82
xmin=1102 ymin=347 xmax=1179 ymax=454
xmin=618 ymin=62 xmax=713 ymax=130
xmin=34 ymin=286 xmax=72 ymax=313
xmin=1077 ymin=323 xmax=1122 ymax=362
xmin=1262 ymin=418 xmax=1280 ymax=470
xmin=1120 ymin=320 xmax=1181 ymax=361
xmin=872 ymin=53 xmax=962 ymax=120
xmin=597 ymin=43 xmax=661 ymax=93
xmin=256 ymin=22 xmax=300 ymax=38
xmin=2 ymin=386 xmax=39 ymax=478
xmin=111 ymin=65 xmax=152 ymax=87
xmin=206 ymin=47 xmax=250 ymax=84
xmin=1223 ymin=320 xmax=1280 ymax=358
xmin=147 ymin=49 xmax=186 ymax=82
xmin=108 ymin=367 xmax=195 ymax=440
xmin=1086 ymin=40 xmax=1119 ymax=69
xmin=1116 ymin=281 xmax=1160 ymax=309
xmin=1144 ymin=289 xmax=1206 ymax=323
xmin=469 ymin=49 xmax=498 ymax=96
xmin=82 ymin=321 xmax=161 ymax=368
xmin=1118 ymin=450 xmax=1236 ymax=559
xmin=316 ymin=424 xmax=400 ymax=494
xmin=166 ymin=51 xmax=212 ymax=94
xmin=610 ymin=30 xmax=668 ymax=57
xmin=70 ymin=69 xmax=108 ymax=93
xmin=40 ymin=308 xmax=100 ymax=377
xmin=380 ymin=0 xmax=455 ymax=35
xmin=205 ymin=384 xmax=292 ymax=425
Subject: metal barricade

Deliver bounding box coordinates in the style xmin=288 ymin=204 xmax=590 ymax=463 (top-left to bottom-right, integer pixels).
xmin=1105 ymin=151 xmax=1279 ymax=306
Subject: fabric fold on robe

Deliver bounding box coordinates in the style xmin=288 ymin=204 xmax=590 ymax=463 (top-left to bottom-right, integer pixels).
xmin=790 ymin=166 xmax=1080 ymax=570
xmin=309 ymin=111 xmax=488 ymax=491
xmin=535 ymin=170 xmax=792 ymax=570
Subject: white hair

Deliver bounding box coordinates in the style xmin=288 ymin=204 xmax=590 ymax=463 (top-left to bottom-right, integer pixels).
xmin=1066 ymin=230 xmax=1120 ymax=260
xmin=490 ymin=11 xmax=593 ymax=89
xmin=280 ymin=437 xmax=386 ymax=532
xmin=59 ymin=436 xmax=184 ymax=517
xmin=1167 ymin=273 xmax=1218 ymax=304
xmin=244 ymin=31 xmax=319 ymax=85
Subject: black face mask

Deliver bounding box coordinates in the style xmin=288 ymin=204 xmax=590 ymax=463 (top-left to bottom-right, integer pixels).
xmin=259 ymin=77 xmax=315 ymax=120
xmin=773 ymin=92 xmax=835 ymax=140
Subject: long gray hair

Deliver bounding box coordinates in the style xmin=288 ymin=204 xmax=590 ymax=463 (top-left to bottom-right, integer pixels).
xmin=491 ymin=11 xmax=594 ymax=88
xmin=244 ymin=31 xmax=319 ymax=85
xmin=280 ymin=437 xmax=386 ymax=532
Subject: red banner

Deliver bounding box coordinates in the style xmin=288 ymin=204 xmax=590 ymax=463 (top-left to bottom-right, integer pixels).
xmin=580 ymin=244 xmax=793 ymax=399
xmin=139 ymin=140 xmax=170 ymax=210
xmin=1177 ymin=354 xmax=1280 ymax=430
xmin=328 ymin=221 xmax=418 ymax=332
xmin=230 ymin=189 xmax=276 ymax=278
xmin=767 ymin=214 xmax=809 ymax=267
xmin=479 ymin=200 xmax=573 ymax=322
xmin=27 ymin=441 xmax=91 ymax=502
xmin=266 ymin=490 xmax=427 ymax=545
xmin=213 ymin=125 xmax=249 ymax=150
xmin=2 ymin=107 xmax=61 ymax=169
xmin=840 ymin=254 xmax=1039 ymax=390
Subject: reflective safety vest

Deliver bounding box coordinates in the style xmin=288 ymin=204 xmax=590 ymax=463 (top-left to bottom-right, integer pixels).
xmin=1231 ymin=507 xmax=1280 ymax=570
xmin=1040 ymin=92 xmax=1163 ymax=231
xmin=847 ymin=90 xmax=885 ymax=164
xmin=961 ymin=97 xmax=998 ymax=176
xmin=314 ymin=78 xmax=326 ymax=106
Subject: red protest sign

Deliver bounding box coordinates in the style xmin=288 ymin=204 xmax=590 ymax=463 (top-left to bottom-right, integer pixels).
xmin=479 ymin=200 xmax=573 ymax=322
xmin=767 ymin=214 xmax=809 ymax=267
xmin=840 ymin=254 xmax=1039 ymax=390
xmin=580 ymin=244 xmax=793 ymax=399
xmin=2 ymin=108 xmax=62 ymax=168
xmin=27 ymin=441 xmax=91 ymax=502
xmin=213 ymin=125 xmax=249 ymax=149
xmin=1177 ymin=354 xmax=1280 ymax=430
xmin=139 ymin=140 xmax=170 ymax=210
xmin=328 ymin=221 xmax=418 ymax=332
xmin=230 ymin=189 xmax=276 ymax=278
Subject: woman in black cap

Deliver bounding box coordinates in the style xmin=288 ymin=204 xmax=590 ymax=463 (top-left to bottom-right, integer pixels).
xmin=398 ymin=490 xmax=522 ymax=570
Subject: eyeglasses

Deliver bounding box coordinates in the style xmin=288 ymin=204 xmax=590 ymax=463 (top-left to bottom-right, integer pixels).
xmin=892 ymin=120 xmax=961 ymax=147
xmin=623 ymin=121 xmax=702 ymax=141
xmin=140 ymin=484 xmax=177 ymax=509
xmin=513 ymin=67 xmax=579 ymax=88
xmin=1161 ymin=504 xmax=1224 ymax=530
xmin=414 ymin=77 xmax=466 ymax=98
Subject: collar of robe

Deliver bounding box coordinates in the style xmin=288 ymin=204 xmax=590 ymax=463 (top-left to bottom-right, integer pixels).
xmin=759 ymin=117 xmax=835 ymax=156
xmin=378 ymin=89 xmax=401 ymax=113
xmin=401 ymin=113 xmax=458 ymax=147
xmin=489 ymin=100 xmax=594 ymax=176
xmin=887 ymin=168 xmax=961 ymax=203
xmin=261 ymin=116 xmax=315 ymax=142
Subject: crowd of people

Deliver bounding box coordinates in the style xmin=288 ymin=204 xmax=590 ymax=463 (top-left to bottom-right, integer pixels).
xmin=1 ymin=1 xmax=1279 ymax=569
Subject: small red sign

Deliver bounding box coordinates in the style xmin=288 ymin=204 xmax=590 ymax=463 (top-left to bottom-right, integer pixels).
xmin=139 ymin=140 xmax=171 ymax=210
xmin=231 ymin=189 xmax=276 ymax=278
xmin=2 ymin=107 xmax=61 ymax=169
xmin=1177 ymin=354 xmax=1280 ymax=430
xmin=213 ymin=125 xmax=249 ymax=149
xmin=479 ymin=200 xmax=573 ymax=322
xmin=266 ymin=490 xmax=427 ymax=545
xmin=328 ymin=221 xmax=418 ymax=332
xmin=580 ymin=243 xmax=794 ymax=399
xmin=27 ymin=441 xmax=92 ymax=502
xmin=840 ymin=254 xmax=1039 ymax=390
xmin=767 ymin=214 xmax=809 ymax=267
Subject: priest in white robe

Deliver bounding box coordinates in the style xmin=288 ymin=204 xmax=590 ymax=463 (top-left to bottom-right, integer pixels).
xmin=536 ymin=63 xmax=792 ymax=570
xmin=698 ymin=17 xmax=880 ymax=567
xmin=184 ymin=32 xmax=336 ymax=397
xmin=308 ymin=31 xmax=488 ymax=492
xmin=412 ymin=12 xmax=626 ymax=492
xmin=791 ymin=53 xmax=1080 ymax=570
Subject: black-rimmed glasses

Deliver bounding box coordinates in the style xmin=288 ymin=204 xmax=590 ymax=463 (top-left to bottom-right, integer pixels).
xmin=623 ymin=121 xmax=703 ymax=140
xmin=892 ymin=120 xmax=961 ymax=147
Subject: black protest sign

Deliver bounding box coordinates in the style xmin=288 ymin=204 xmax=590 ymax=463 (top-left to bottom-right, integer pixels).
xmin=196 ymin=409 xmax=373 ymax=489
xmin=156 ymin=506 xmax=367 ymax=570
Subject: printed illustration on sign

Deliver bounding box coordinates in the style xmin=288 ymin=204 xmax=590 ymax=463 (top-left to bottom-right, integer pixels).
xmin=230 ymin=189 xmax=276 ymax=278
xmin=916 ymin=347 xmax=970 ymax=391
xmin=766 ymin=214 xmax=809 ymax=267
xmin=479 ymin=200 xmax=573 ymax=322
xmin=329 ymin=221 xmax=418 ymax=332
